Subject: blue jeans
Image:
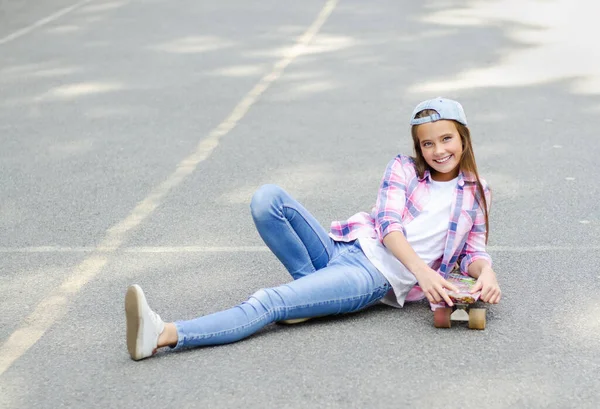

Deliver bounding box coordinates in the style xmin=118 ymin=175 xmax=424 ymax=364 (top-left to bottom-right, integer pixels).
xmin=174 ymin=184 xmax=390 ymax=349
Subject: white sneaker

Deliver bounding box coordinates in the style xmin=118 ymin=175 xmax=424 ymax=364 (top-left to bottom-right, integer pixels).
xmin=125 ymin=284 xmax=165 ymax=361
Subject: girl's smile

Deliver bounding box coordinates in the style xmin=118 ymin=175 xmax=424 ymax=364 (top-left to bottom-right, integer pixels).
xmin=416 ymin=120 xmax=463 ymax=181
xmin=433 ymin=155 xmax=452 ymax=163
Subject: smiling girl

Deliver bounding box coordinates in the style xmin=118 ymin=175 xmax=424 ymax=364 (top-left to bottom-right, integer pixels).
xmin=124 ymin=97 xmax=501 ymax=361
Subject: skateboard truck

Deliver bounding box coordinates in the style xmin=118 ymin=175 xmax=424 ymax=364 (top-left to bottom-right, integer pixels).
xmin=432 ymin=272 xmax=487 ymax=330
xmin=433 ymin=303 xmax=486 ymax=329
xmin=450 ymin=304 xmax=469 ymax=322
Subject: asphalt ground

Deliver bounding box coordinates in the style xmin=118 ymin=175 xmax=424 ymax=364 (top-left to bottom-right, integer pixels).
xmin=1 ymin=0 xmax=599 ymax=408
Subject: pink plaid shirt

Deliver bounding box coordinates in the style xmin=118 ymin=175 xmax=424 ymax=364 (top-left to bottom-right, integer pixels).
xmin=329 ymin=154 xmax=492 ymax=279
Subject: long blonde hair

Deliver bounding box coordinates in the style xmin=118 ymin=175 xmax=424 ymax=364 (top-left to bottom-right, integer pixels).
xmin=410 ymin=109 xmax=490 ymax=243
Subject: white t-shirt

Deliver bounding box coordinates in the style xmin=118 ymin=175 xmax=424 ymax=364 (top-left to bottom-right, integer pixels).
xmin=358 ymin=177 xmax=457 ymax=307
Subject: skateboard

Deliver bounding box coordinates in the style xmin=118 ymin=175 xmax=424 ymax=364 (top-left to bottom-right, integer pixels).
xmin=433 ymin=272 xmax=486 ymax=330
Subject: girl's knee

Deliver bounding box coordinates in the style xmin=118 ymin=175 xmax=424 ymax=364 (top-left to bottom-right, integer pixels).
xmin=249 ymin=287 xmax=271 ymax=304
xmin=246 ymin=288 xmax=278 ymax=314
xmin=250 ymin=184 xmax=284 ymax=220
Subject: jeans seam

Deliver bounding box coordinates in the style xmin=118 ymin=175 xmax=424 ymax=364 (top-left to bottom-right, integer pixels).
xmin=273 ymin=284 xmax=388 ymax=315
xmin=183 ymin=285 xmax=387 ymax=342
xmin=186 ymin=310 xmax=273 ymax=342
xmin=281 ymin=204 xmax=331 ymax=268
xmin=328 ymin=241 xmax=359 ymax=264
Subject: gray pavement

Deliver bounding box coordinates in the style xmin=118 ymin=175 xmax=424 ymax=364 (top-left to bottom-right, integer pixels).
xmin=1 ymin=0 xmax=599 ymax=408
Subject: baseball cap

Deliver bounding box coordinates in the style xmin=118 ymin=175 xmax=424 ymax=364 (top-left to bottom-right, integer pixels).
xmin=409 ymin=97 xmax=467 ymax=126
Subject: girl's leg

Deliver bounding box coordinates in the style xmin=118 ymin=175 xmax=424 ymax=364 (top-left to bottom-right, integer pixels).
xmin=250 ymin=184 xmax=336 ymax=279
xmin=173 ymin=242 xmax=390 ymax=349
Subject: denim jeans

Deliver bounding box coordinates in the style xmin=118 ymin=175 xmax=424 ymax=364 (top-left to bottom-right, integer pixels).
xmin=174 ymin=184 xmax=390 ymax=349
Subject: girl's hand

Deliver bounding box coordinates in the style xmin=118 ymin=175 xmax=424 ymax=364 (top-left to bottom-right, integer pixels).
xmin=469 ymin=266 xmax=501 ymax=304
xmin=414 ymin=267 xmax=460 ymax=307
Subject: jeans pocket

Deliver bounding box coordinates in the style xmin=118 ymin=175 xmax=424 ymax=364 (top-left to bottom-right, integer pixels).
xmin=379 ymin=282 xmax=391 ymax=297
xmin=365 ymin=282 xmax=391 ymax=308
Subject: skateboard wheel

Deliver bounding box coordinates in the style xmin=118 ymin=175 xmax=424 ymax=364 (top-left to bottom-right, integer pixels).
xmin=468 ymin=308 xmax=486 ymax=330
xmin=434 ymin=307 xmax=452 ymax=328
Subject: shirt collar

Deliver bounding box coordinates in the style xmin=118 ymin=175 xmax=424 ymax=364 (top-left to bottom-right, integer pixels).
xmin=419 ymin=168 xmax=476 ymax=187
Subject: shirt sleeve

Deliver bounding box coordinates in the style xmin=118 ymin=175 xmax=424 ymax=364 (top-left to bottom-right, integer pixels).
xmin=459 ymin=183 xmax=493 ymax=273
xmin=375 ymin=156 xmax=408 ymax=243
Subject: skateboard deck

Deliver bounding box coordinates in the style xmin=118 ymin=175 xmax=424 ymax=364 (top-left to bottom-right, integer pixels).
xmin=433 ymin=272 xmax=486 ymax=330
xmin=446 ymin=272 xmax=480 ymax=304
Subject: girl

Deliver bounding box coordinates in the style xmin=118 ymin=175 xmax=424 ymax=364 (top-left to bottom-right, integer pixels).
xmin=125 ymin=97 xmax=501 ymax=361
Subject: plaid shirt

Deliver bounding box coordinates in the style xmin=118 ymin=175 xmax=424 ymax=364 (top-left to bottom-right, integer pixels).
xmin=329 ymin=154 xmax=492 ymax=277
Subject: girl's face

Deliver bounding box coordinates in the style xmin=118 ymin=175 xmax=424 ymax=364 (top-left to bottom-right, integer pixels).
xmin=416 ymin=120 xmax=463 ymax=181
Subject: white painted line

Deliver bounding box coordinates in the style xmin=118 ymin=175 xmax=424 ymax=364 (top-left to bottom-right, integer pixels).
xmin=0 ymin=0 xmax=339 ymax=377
xmin=1 ymin=244 xmax=599 ymax=254
xmin=552 ymin=145 xmax=562 ymax=148
xmin=0 ymin=246 xmax=94 ymax=253
xmin=487 ymin=245 xmax=600 ymax=252
xmin=0 ymin=246 xmax=270 ymax=253
xmin=125 ymin=246 xmax=270 ymax=253
xmin=0 ymin=0 xmax=95 ymax=46
xmin=579 ymin=220 xmax=591 ymax=224
xmin=565 ymin=177 xmax=575 ymax=181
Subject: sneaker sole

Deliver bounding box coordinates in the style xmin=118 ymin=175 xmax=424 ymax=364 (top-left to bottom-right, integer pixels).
xmin=278 ymin=318 xmax=311 ymax=325
xmin=125 ymin=285 xmax=143 ymax=361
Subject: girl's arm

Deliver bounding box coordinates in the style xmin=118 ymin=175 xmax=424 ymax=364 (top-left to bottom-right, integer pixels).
xmin=383 ymin=231 xmax=458 ymax=306
xmin=374 ymin=157 xmax=409 ymax=241
xmin=467 ymin=259 xmax=501 ymax=304
xmin=460 ymin=185 xmax=501 ymax=303
xmin=382 ymin=231 xmax=428 ymax=274
xmin=466 ymin=259 xmax=492 ymax=278
xmin=374 ymin=157 xmax=459 ymax=305
xmin=459 ymin=184 xmax=493 ymax=275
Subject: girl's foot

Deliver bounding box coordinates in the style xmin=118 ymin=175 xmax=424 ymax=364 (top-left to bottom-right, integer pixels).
xmin=125 ymin=285 xmax=165 ymax=361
